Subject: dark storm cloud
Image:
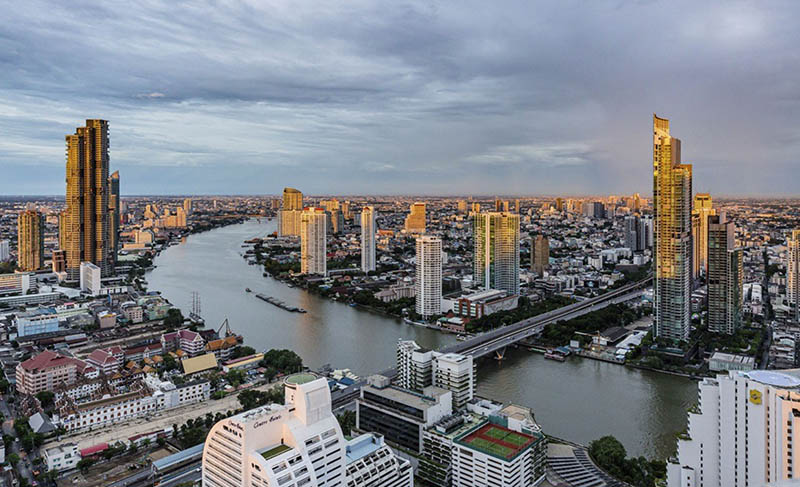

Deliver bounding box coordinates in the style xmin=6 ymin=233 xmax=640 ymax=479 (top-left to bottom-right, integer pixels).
xmin=1 ymin=0 xmax=798 ymax=195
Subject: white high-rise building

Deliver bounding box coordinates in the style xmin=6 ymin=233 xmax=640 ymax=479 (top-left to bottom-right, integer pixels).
xmin=396 ymin=340 xmax=475 ymax=409
xmin=361 ymin=206 xmax=376 ymax=273
xmin=668 ymin=369 xmax=800 ymax=487
xmin=202 ymin=373 xmax=412 ymax=487
xmin=79 ymin=262 xmax=101 ymax=296
xmin=300 ymin=208 xmax=327 ymax=276
xmin=0 ymin=240 xmax=8 ymax=262
xmin=415 ymin=236 xmax=442 ymax=318
xmin=789 ymin=229 xmax=800 ymax=323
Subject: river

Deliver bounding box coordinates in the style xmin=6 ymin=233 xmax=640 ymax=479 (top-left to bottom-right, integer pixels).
xmin=146 ymin=219 xmax=696 ymax=460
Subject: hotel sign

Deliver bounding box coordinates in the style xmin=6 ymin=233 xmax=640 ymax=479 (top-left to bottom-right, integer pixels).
xmin=749 ymin=389 xmax=762 ymax=405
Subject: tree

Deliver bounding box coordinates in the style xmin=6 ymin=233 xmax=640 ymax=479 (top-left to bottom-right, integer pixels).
xmin=77 ymin=458 xmax=95 ymax=473
xmin=259 ymin=349 xmax=303 ymax=375
xmin=232 ymin=346 xmax=256 ymax=359
xmin=164 ymin=308 xmax=185 ymax=329
xmin=163 ymin=354 xmax=179 ymax=372
xmin=7 ymin=452 xmax=19 ymax=465
xmin=336 ymin=410 xmax=356 ymax=436
xmin=36 ymin=391 xmax=55 ymax=409
xmin=226 ymin=369 xmax=246 ymax=387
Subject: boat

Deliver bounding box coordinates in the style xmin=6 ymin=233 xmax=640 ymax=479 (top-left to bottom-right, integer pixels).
xmin=456 ymin=335 xmax=468 ymax=341
xmin=245 ymin=288 xmax=251 ymax=293
xmin=544 ymin=349 xmax=567 ymax=362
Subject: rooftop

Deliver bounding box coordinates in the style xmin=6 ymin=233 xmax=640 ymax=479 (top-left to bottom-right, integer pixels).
xmin=456 ymin=422 xmax=536 ymax=461
xmin=345 ymin=434 xmax=382 ymax=464
xmin=260 ymin=443 xmax=293 ymax=461
xmin=285 ymin=373 xmax=317 ymax=386
xmin=746 ymin=370 xmax=800 ymax=388
xmin=363 ymin=384 xmax=450 ymax=412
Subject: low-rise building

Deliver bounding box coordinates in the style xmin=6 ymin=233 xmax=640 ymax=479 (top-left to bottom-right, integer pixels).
xmin=43 ymin=443 xmax=79 ymax=472
xmin=16 ymin=350 xmax=97 ymax=395
xmin=708 ymin=351 xmax=755 ymax=372
xmin=162 ymin=329 xmax=205 ymax=357
xmin=15 ymin=308 xmax=60 ymax=337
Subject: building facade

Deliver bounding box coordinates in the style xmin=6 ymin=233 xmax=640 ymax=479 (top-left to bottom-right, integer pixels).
xmin=64 ymin=119 xmax=113 ymax=280
xmin=416 ymin=235 xmax=442 ymax=317
xmin=668 ymin=370 xmax=800 ymax=487
xmin=473 ymin=212 xmax=520 ymax=295
xmin=109 ymin=170 xmax=120 ymax=267
xmin=653 ymin=114 xmax=693 ymax=342
xmin=361 ymin=206 xmax=376 ymax=273
xmin=531 ymin=234 xmax=549 ymax=275
xmin=404 ymin=202 xmax=426 ymax=233
xmin=17 ymin=208 xmax=45 ymax=272
xmin=789 ymin=230 xmax=800 ymax=323
xmin=301 ymin=207 xmax=327 ymax=275
xmin=691 ymin=193 xmax=716 ymax=280
xmin=707 ymin=215 xmax=743 ymax=334
xmin=279 ymin=187 xmax=303 ymax=236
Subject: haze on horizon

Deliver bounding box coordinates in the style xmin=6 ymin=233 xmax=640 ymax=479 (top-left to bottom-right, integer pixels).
xmin=1 ymin=1 xmax=799 ymax=196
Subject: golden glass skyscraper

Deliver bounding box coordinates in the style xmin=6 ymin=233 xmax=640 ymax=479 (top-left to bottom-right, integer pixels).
xmin=279 ymin=187 xmax=303 ymax=236
xmin=691 ymin=193 xmax=715 ymax=280
xmin=109 ymin=170 xmax=120 ymax=268
xmin=65 ymin=119 xmax=113 ymax=280
xmin=789 ymin=229 xmax=800 ymax=322
xmin=404 ymin=202 xmax=426 ymax=233
xmin=653 ymin=115 xmax=693 ymax=342
xmin=17 ymin=208 xmax=45 ymax=272
xmin=473 ymin=212 xmax=520 ymax=295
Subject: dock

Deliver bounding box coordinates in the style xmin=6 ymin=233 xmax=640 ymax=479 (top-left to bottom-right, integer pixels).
xmin=254 ymin=293 xmax=307 ymax=313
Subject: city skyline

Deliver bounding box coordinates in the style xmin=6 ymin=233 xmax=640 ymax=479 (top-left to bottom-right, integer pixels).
xmin=3 ymin=1 xmax=800 ymax=196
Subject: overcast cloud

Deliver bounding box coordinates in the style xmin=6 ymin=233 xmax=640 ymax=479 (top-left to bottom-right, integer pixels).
xmin=1 ymin=0 xmax=798 ymax=195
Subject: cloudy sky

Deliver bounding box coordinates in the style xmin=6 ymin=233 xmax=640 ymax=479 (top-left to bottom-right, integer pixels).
xmin=1 ymin=0 xmax=798 ymax=196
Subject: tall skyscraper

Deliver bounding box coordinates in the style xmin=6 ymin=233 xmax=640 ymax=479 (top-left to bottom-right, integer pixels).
xmin=494 ymin=198 xmax=502 ymax=212
xmin=340 ymin=200 xmax=351 ymax=221
xmin=457 ymin=200 xmax=468 ymax=213
xmin=473 ymin=212 xmax=520 ymax=295
xmin=64 ymin=119 xmax=113 ymax=280
xmin=624 ymin=215 xmax=643 ymax=252
xmin=470 ymin=202 xmax=480 ymax=214
xmin=653 ymin=114 xmax=693 ymax=342
xmin=707 ymin=215 xmax=742 ymax=335
xmin=0 ymin=240 xmax=9 ymax=262
xmin=788 ymin=229 xmax=800 ymax=322
xmin=404 ymin=202 xmax=426 ymax=233
xmin=183 ymin=197 xmax=192 ymax=215
xmin=415 ymin=236 xmax=442 ymax=318
xmin=300 ymin=208 xmax=327 ymax=275
xmin=108 ymin=170 xmax=120 ymax=267
xmin=691 ymin=193 xmax=716 ymax=280
xmin=555 ymin=197 xmax=564 ymax=212
xmin=17 ymin=208 xmax=44 ymax=272
xmin=279 ymin=187 xmax=303 ymax=236
xmin=668 ymin=370 xmax=800 ymax=487
xmin=360 ymin=206 xmax=376 ymax=273
xmin=531 ymin=234 xmax=549 ymax=276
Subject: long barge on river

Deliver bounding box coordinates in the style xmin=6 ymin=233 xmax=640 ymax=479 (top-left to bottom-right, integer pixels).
xmin=253 ymin=292 xmax=307 ymax=313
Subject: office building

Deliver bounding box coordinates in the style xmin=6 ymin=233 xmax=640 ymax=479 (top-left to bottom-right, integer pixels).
xmin=64 ymin=119 xmax=113 ymax=280
xmin=531 ymin=234 xmax=549 ymax=275
xmin=279 ymin=187 xmax=303 ymax=236
xmin=301 ymin=207 xmax=327 ymax=275
xmin=361 ymin=206 xmax=376 ymax=273
xmin=653 ymin=114 xmax=693 ymax=342
xmin=52 ymin=250 xmax=66 ymax=274
xmin=203 ymin=373 xmax=412 ymax=487
xmin=356 ymin=375 xmax=452 ymax=453
xmin=80 ymin=262 xmax=102 ymax=296
xmin=453 ymin=289 xmax=519 ymax=319
xmin=789 ymin=230 xmax=800 ymax=323
xmin=707 ymin=215 xmax=743 ymax=335
xmin=416 ymin=235 xmax=442 ymax=317
xmin=0 ymin=239 xmax=8 ymax=262
xmin=16 ymin=309 xmax=60 ymax=338
xmin=17 ymin=208 xmax=45 ymax=272
xmin=668 ymin=369 xmax=800 ymax=487
xmin=583 ymin=201 xmax=606 ymax=219
xmin=0 ymin=272 xmax=35 ymax=296
xmin=396 ymin=340 xmax=475 ymax=409
xmin=404 ymin=202 xmax=426 ymax=233
xmin=109 ymin=170 xmax=120 ymax=266
xmin=691 ymin=193 xmax=716 ymax=280
xmin=473 ymin=212 xmax=520 ymax=295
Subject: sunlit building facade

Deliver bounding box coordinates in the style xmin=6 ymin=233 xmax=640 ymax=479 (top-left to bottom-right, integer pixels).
xmin=361 ymin=206 xmax=376 ymax=273
xmin=691 ymin=193 xmax=716 ymax=281
xmin=109 ymin=170 xmax=120 ymax=267
xmin=279 ymin=187 xmax=303 ymax=236
xmin=300 ymin=208 xmax=327 ymax=275
xmin=531 ymin=234 xmax=549 ymax=276
xmin=473 ymin=212 xmax=520 ymax=295
xmin=404 ymin=202 xmax=426 ymax=233
xmin=653 ymin=115 xmax=693 ymax=342
xmin=17 ymin=208 xmax=45 ymax=272
xmin=64 ymin=119 xmax=113 ymax=280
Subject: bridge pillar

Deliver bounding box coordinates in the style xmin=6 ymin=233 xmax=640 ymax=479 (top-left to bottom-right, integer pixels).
xmin=495 ymin=347 xmax=506 ymax=361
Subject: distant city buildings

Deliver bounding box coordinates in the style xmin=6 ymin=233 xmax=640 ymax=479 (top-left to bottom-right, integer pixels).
xmin=789 ymin=229 xmax=800 ymax=322
xmin=404 ymin=202 xmax=426 ymax=233
xmin=415 ymin=235 xmax=442 ymax=317
xmin=0 ymin=239 xmax=9 ymax=262
xmin=624 ymin=215 xmax=652 ymax=252
xmin=653 ymin=114 xmax=692 ymax=342
xmin=707 ymin=215 xmax=743 ymax=334
xmin=361 ymin=206 xmax=376 ymax=273
xmin=109 ymin=170 xmax=120 ymax=267
xmin=473 ymin=212 xmax=520 ymax=295
xmin=300 ymin=207 xmax=327 ymax=275
xmin=17 ymin=207 xmax=44 ymax=271
xmin=64 ymin=119 xmax=114 ymax=280
xmin=530 ymin=234 xmax=549 ymax=276
xmin=279 ymin=187 xmax=303 ymax=236
xmin=80 ymin=261 xmax=102 ymax=296
xmin=668 ymin=370 xmax=800 ymax=487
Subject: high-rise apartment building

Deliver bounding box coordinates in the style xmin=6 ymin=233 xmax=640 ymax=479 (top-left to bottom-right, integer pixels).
xmin=300 ymin=208 xmax=327 ymax=275
xmin=183 ymin=198 xmax=192 ymax=215
xmin=653 ymin=115 xmax=693 ymax=342
xmin=202 ymin=373 xmax=413 ymax=487
xmin=531 ymin=235 xmax=549 ymax=276
xmin=691 ymin=193 xmax=716 ymax=280
xmin=668 ymin=370 xmax=800 ymax=487
xmin=404 ymin=202 xmax=426 ymax=233
xmin=707 ymin=215 xmax=742 ymax=335
xmin=457 ymin=200 xmax=468 ymax=213
xmin=361 ymin=206 xmax=376 ymax=273
xmin=555 ymin=197 xmax=564 ymax=212
xmin=0 ymin=240 xmax=9 ymax=262
xmin=279 ymin=187 xmax=303 ymax=236
xmin=109 ymin=170 xmax=120 ymax=267
xmin=396 ymin=340 xmax=475 ymax=409
xmin=416 ymin=236 xmax=442 ymax=317
xmin=788 ymin=229 xmax=800 ymax=322
xmin=340 ymin=200 xmax=351 ymax=221
xmin=470 ymin=203 xmax=480 ymax=214
xmin=17 ymin=208 xmax=45 ymax=272
xmin=64 ymin=119 xmax=113 ymax=280
xmin=473 ymin=212 xmax=520 ymax=295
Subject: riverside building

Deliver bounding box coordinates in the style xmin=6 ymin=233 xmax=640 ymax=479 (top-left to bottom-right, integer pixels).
xmin=300 ymin=207 xmax=327 ymax=275
xmin=415 ymin=235 xmax=442 ymax=317
xmin=279 ymin=187 xmax=303 ymax=236
xmin=473 ymin=212 xmax=520 ymax=295
xmin=360 ymin=206 xmax=376 ymax=273
xmin=653 ymin=114 xmax=693 ymax=342
xmin=668 ymin=369 xmax=800 ymax=487
xmin=202 ymin=373 xmax=412 ymax=487
xmin=706 ymin=215 xmax=743 ymax=334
